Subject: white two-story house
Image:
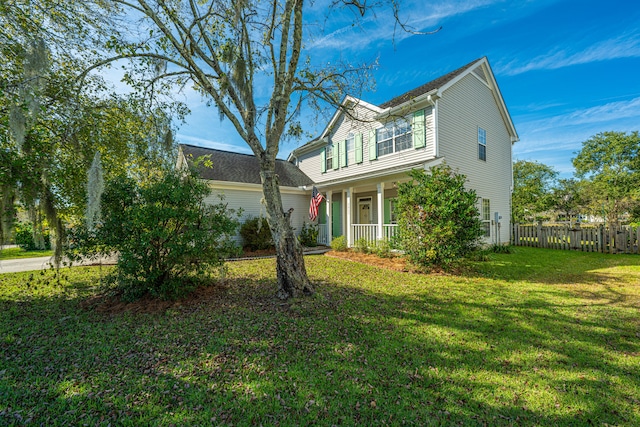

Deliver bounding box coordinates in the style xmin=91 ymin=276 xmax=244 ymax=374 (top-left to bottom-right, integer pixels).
xmin=179 ymin=57 xmax=518 ymax=247
xmin=289 ymin=56 xmax=518 ymax=246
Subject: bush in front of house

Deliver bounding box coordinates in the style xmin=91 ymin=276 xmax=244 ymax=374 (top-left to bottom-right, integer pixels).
xmin=330 ymin=235 xmax=347 ymax=251
xmin=67 ymin=168 xmax=239 ymax=301
xmin=396 ymin=165 xmax=484 ymax=269
xmin=298 ymin=222 xmax=319 ymax=247
xmin=354 ymin=237 xmax=370 ymax=254
xmin=240 ymin=217 xmax=274 ymax=251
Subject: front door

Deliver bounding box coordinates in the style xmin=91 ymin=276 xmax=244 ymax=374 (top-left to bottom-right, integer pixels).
xmin=358 ymin=198 xmax=372 ymax=224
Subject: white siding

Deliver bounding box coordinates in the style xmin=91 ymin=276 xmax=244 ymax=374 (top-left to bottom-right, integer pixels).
xmin=296 ymin=104 xmax=436 ymax=184
xmin=437 ymin=73 xmax=513 ymax=244
xmin=204 ymin=186 xmax=310 ymax=244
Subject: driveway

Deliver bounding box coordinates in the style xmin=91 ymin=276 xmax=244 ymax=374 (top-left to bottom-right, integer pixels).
xmin=0 ymin=256 xmax=116 ymax=274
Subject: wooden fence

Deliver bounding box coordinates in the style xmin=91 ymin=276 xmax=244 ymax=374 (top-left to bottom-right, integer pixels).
xmin=512 ymin=224 xmax=640 ymax=254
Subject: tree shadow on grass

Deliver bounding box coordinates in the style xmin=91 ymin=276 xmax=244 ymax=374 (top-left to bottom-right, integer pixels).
xmin=468 ymin=246 xmax=640 ymax=287
xmin=1 ymin=258 xmax=639 ymax=425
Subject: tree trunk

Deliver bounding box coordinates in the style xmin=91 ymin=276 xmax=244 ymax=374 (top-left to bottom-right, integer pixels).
xmin=260 ymin=164 xmax=314 ymax=300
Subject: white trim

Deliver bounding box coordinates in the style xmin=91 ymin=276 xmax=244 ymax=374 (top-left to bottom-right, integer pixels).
xmin=346 ymin=188 xmax=353 ymax=246
xmin=438 ymin=57 xmax=518 ymax=143
xmin=205 ymin=180 xmax=307 ymax=194
xmin=319 ymin=96 xmax=384 ymax=140
xmin=376 ymin=182 xmax=384 ymax=240
xmin=471 ymin=69 xmax=492 ymax=89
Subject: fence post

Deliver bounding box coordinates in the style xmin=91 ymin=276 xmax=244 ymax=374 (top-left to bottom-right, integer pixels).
xmin=536 ymin=222 xmax=542 ymax=249
xmin=570 ymin=224 xmax=581 ymax=250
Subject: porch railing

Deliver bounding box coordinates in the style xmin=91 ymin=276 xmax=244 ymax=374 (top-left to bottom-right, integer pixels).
xmin=383 ymin=224 xmax=399 ymax=242
xmin=353 ymin=224 xmax=377 ymax=244
xmin=352 ymin=224 xmax=399 ymax=246
xmin=315 ymin=223 xmax=400 ymax=247
xmin=317 ymin=223 xmax=329 ymax=245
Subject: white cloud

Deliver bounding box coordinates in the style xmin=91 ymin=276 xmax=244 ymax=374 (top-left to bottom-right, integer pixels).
xmin=523 ymin=96 xmax=640 ymax=132
xmin=497 ymin=31 xmax=640 ymax=76
xmin=513 ymin=96 xmax=640 ymax=176
xmin=307 ymin=0 xmax=503 ymax=51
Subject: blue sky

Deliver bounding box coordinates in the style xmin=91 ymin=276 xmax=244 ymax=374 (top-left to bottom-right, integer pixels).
xmin=174 ymin=0 xmax=640 ymax=178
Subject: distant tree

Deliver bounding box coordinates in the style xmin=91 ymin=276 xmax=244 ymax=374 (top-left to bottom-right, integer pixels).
xmin=573 ymin=131 xmax=640 ymax=226
xmin=512 ymin=160 xmax=558 ymax=223
xmin=1 ymin=1 xmax=180 ymax=259
xmin=550 ymin=178 xmax=586 ymax=226
xmin=396 ymin=166 xmax=483 ymax=269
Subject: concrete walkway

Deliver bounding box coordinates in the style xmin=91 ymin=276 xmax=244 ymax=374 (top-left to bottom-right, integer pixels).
xmin=0 ymin=248 xmax=331 ymax=274
xmin=0 ymin=256 xmax=116 ymax=274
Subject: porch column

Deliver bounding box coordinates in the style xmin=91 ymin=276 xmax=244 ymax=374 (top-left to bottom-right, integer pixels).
xmin=346 ymin=187 xmax=353 ymax=247
xmin=325 ymin=190 xmax=332 ymax=245
xmin=377 ymin=182 xmax=385 ymax=240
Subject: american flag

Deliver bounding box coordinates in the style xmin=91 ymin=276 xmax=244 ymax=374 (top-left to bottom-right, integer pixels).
xmin=308 ymin=186 xmax=324 ymax=221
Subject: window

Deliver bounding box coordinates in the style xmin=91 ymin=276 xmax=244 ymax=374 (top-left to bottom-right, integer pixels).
xmin=376 ymin=124 xmax=394 ymax=156
xmin=376 ymin=118 xmax=412 ymax=157
xmin=389 ymin=199 xmax=398 ymax=224
xmin=478 ymin=127 xmax=487 ymax=161
xmin=325 ymin=144 xmax=334 ymax=170
xmin=345 ymin=133 xmax=354 ymax=152
xmin=481 ymin=198 xmax=491 ymax=237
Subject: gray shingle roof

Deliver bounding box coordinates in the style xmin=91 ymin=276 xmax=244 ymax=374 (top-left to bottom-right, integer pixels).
xmin=180 ymin=144 xmax=314 ymax=187
xmin=379 ymin=58 xmax=481 ymax=109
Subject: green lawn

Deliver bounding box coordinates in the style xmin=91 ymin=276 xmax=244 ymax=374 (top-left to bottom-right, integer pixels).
xmin=0 ymin=247 xmax=53 ymax=260
xmin=1 ymin=247 xmax=639 ymax=425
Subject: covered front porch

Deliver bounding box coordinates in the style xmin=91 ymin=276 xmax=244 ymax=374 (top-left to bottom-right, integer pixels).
xmin=315 ymin=178 xmax=404 ymax=247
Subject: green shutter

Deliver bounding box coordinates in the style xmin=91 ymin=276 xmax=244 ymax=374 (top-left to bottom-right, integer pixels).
xmin=384 ymin=199 xmax=391 ymax=224
xmin=332 ymin=143 xmax=339 ymax=170
xmin=413 ymin=109 xmax=426 ymax=149
xmin=355 ymin=133 xmax=363 ymax=164
xmin=320 ymin=148 xmax=326 ymax=173
xmin=369 ymin=130 xmax=377 ymax=160
xmin=340 ymin=139 xmax=347 ymax=167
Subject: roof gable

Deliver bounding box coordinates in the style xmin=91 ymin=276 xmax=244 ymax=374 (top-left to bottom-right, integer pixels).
xmin=180 ymin=144 xmax=314 ymax=187
xmin=379 ymin=58 xmax=480 ymax=109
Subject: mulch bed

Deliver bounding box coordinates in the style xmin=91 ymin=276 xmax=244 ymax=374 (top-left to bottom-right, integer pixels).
xmin=79 ymin=248 xmax=412 ymax=316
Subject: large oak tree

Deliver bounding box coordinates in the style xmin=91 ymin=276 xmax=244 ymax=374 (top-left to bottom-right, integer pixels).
xmin=93 ymin=0 xmax=433 ymax=299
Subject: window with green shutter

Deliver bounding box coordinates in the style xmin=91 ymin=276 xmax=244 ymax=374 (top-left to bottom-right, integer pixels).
xmin=355 ymin=133 xmax=363 ymax=163
xmin=413 ymin=109 xmax=426 ymax=149
xmin=332 ymin=143 xmax=339 ymax=170
xmin=384 ymin=198 xmax=397 ymax=224
xmin=369 ymin=130 xmax=377 ymax=160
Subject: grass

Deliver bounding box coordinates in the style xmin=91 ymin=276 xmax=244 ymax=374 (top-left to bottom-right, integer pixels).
xmin=0 ymin=247 xmax=53 ymax=260
xmin=1 ymin=247 xmax=639 ymax=425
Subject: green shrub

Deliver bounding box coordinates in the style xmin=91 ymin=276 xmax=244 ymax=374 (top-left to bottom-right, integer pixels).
xmin=240 ymin=217 xmax=274 ymax=251
xmin=298 ymin=222 xmax=318 ymax=247
xmin=489 ymin=243 xmax=512 ymax=254
xmin=396 ymin=165 xmax=484 ymax=269
xmin=330 ymin=235 xmax=347 ymax=251
xmin=67 ymin=168 xmax=239 ymax=301
xmin=15 ymin=222 xmax=51 ymax=251
xmin=354 ymin=237 xmax=370 ymax=254
xmin=373 ymin=240 xmax=392 ymax=258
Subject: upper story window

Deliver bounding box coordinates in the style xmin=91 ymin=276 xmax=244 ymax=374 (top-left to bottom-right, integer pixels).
xmin=325 ymin=144 xmax=334 ymax=170
xmin=376 ymin=118 xmax=412 ymax=157
xmin=345 ymin=133 xmax=355 ymax=152
xmin=478 ymin=127 xmax=487 ymax=161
